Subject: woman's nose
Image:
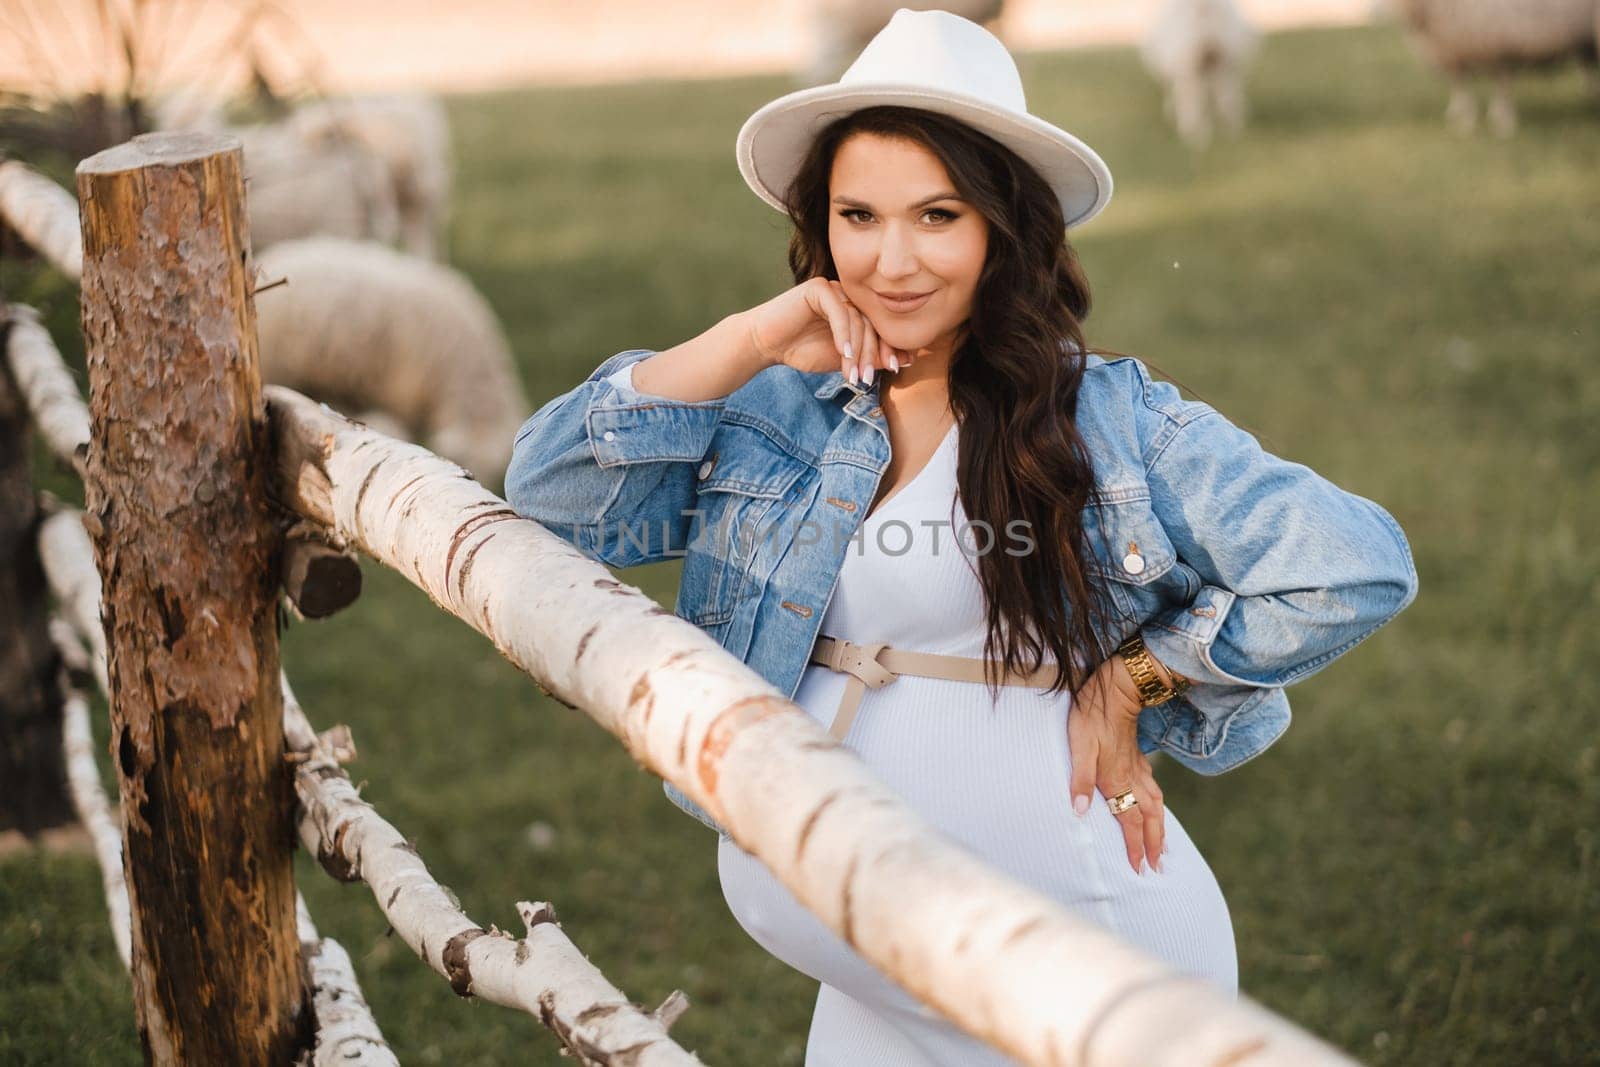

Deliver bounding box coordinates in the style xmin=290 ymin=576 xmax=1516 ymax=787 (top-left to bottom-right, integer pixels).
xmin=875 ymin=225 xmax=919 ymax=280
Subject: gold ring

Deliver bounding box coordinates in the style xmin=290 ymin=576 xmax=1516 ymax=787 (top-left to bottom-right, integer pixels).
xmin=1106 ymin=789 xmax=1138 ymax=815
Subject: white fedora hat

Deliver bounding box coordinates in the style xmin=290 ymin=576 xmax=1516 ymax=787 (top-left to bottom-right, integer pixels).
xmin=736 ymin=7 xmax=1113 ymax=228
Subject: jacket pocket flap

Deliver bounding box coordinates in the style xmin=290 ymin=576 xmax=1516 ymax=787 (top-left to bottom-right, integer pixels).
xmin=698 ymin=422 xmax=807 ymax=500
xmin=1085 ymin=494 xmax=1176 ymax=586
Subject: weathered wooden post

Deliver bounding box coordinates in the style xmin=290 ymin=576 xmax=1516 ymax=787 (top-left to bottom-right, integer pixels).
xmin=75 ymin=132 xmax=309 ymax=1063
xmin=0 ymin=296 xmax=75 ymax=843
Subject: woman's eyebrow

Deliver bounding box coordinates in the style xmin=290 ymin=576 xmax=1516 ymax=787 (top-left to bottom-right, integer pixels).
xmin=831 ymin=191 xmax=964 ymax=209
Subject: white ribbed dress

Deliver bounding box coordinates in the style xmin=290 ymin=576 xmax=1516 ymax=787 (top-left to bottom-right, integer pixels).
xmin=714 ymin=419 xmax=1239 ymax=1066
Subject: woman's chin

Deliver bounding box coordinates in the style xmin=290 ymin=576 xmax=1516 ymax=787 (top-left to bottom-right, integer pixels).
xmin=873 ymin=325 xmax=937 ymax=354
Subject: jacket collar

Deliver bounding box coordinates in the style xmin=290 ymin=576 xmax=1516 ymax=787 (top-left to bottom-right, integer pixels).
xmin=811 ymin=368 xmax=882 ymax=402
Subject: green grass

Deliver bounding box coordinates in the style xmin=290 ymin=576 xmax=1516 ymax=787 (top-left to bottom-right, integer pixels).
xmin=4 ymin=21 xmax=1598 ymax=1065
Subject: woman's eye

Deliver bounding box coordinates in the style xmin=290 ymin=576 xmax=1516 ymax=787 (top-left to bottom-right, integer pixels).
xmin=923 ymin=209 xmax=957 ymax=223
xmin=840 ymin=209 xmax=872 ymax=223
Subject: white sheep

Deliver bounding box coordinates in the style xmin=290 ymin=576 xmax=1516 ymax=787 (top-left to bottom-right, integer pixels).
xmin=1141 ymin=0 xmax=1261 ymax=149
xmin=236 ymin=119 xmax=402 ymax=251
xmin=286 ymin=93 xmax=454 ymax=262
xmin=251 ymin=236 xmax=529 ymax=491
xmin=151 ymin=89 xmax=449 ymax=257
xmin=1388 ymin=0 xmax=1600 ymax=136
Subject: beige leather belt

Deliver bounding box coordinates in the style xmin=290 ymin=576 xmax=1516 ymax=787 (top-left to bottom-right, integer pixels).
xmin=809 ymin=634 xmax=1067 ymax=740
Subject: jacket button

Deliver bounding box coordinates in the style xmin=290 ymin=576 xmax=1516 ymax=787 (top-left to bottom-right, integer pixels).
xmin=602 ymin=430 xmax=617 ymax=442
xmin=1122 ymin=549 xmax=1146 ymax=575
xmin=868 ymin=406 xmax=883 ymax=418
xmin=698 ymin=459 xmax=713 ymax=479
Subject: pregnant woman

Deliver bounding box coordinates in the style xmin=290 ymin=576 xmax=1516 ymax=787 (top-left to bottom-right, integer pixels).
xmin=507 ymin=10 xmax=1419 ymax=1064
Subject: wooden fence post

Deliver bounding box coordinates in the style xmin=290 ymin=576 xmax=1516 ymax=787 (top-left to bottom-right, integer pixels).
xmin=0 ymin=296 xmax=75 ymax=842
xmin=75 ymin=131 xmax=308 ymax=1064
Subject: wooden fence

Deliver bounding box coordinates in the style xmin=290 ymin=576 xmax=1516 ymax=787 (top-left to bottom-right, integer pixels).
xmin=0 ymin=131 xmax=1361 ymax=1066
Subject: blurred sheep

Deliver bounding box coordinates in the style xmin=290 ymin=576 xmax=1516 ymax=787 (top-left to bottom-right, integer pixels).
xmin=152 ymin=89 xmax=451 ymax=259
xmin=287 ymin=93 xmax=454 ymax=261
xmin=252 ymin=236 xmax=529 ymax=491
xmin=1389 ymin=0 xmax=1600 ymax=136
xmin=236 ymin=119 xmax=403 ymax=251
xmin=1141 ymin=0 xmax=1261 ymax=149
xmin=802 ymin=0 xmax=1007 ymax=86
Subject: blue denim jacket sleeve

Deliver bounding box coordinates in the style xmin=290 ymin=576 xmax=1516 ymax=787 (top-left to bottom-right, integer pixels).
xmin=504 ymin=349 xmax=724 ymax=567
xmin=1127 ymin=360 xmax=1420 ymax=770
xmin=506 ymin=349 xmax=734 ymax=834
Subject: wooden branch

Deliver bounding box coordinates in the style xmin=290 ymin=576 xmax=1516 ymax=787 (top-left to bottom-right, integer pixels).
xmin=47 ymin=617 xmax=130 ymax=968
xmin=281 ymin=675 xmax=702 ymax=1066
xmin=38 ymin=508 xmax=108 ymax=692
xmin=280 ymin=520 xmax=362 ymax=619
xmin=78 ymin=130 xmax=306 ymax=1064
xmin=267 ymin=383 xmax=1360 ymax=1067
xmin=2 ymin=303 xmax=89 ymax=476
xmin=295 ymin=897 xmax=400 ymax=1067
xmin=41 ymin=509 xmax=395 ymax=1064
xmin=0 ymin=160 xmax=83 ymax=279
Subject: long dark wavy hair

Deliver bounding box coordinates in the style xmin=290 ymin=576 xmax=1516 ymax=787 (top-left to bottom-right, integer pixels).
xmin=783 ymin=104 xmax=1134 ymax=700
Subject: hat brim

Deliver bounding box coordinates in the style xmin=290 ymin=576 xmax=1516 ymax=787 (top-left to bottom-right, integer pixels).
xmin=736 ymin=82 xmax=1113 ymax=229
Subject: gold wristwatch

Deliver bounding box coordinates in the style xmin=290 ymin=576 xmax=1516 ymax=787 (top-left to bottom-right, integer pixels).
xmin=1116 ymin=633 xmax=1192 ymax=707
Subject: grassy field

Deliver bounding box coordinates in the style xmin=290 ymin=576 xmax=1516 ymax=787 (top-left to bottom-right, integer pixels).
xmin=3 ymin=21 xmax=1597 ymax=1065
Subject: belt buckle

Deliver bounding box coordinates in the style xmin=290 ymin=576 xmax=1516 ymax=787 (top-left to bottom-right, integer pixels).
xmin=844 ymin=641 xmax=894 ymax=688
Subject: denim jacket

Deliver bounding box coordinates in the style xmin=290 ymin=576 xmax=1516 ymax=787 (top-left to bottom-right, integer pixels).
xmin=506 ymin=347 xmax=1420 ymax=837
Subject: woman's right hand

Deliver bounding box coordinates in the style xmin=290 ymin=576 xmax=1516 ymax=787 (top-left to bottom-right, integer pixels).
xmin=744 ymin=277 xmax=918 ymax=384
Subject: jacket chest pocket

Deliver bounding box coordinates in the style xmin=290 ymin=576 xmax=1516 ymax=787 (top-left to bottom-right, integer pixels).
xmin=1083 ymin=492 xmax=1194 ymax=629
xmin=681 ymin=421 xmax=809 ymax=630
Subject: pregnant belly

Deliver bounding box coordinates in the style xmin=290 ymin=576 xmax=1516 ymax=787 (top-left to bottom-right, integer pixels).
xmin=718 ymin=667 xmax=1239 ymax=994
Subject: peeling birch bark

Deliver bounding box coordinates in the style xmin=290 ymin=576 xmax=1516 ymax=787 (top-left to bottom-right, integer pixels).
xmin=281 ymin=676 xmax=702 ymax=1066
xmin=295 ymin=897 xmax=400 ymax=1067
xmin=2 ymin=304 xmax=89 ymax=476
xmin=268 ymin=384 xmax=1360 ymax=1067
xmin=0 ymin=159 xmax=84 ymax=279
xmin=47 ymin=618 xmax=131 ymax=968
xmin=78 ymin=131 xmax=309 ymax=1064
xmin=38 ymin=508 xmax=108 ymax=691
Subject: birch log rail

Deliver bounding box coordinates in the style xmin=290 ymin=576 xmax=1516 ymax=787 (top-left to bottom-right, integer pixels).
xmin=267 ymin=384 xmax=1361 ymax=1067
xmin=281 ymin=676 xmax=700 ymax=1064
xmin=2 ymin=304 xmax=88 ymax=477
xmin=0 ymin=159 xmax=84 ymax=279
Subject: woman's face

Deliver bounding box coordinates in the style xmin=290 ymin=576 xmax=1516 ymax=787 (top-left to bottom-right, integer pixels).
xmin=827 ymin=131 xmax=989 ymax=356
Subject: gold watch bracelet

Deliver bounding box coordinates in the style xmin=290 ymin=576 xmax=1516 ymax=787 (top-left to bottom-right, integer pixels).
xmin=1116 ymin=633 xmax=1192 ymax=707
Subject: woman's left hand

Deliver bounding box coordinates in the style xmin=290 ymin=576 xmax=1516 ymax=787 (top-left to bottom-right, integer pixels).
xmin=1067 ymin=655 xmax=1165 ymax=874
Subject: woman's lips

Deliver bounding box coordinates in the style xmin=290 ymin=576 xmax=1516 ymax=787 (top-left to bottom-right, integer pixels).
xmin=875 ymin=289 xmax=934 ymax=313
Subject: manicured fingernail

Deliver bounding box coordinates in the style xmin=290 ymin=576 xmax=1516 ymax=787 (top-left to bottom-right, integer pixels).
xmin=843 ymin=341 xmax=854 ymax=361
xmin=847 ymin=364 xmax=858 ymax=386
xmin=1072 ymin=795 xmax=1089 ymax=817
xmin=888 ymin=354 xmax=899 ymax=372
xmin=1151 ymin=855 xmax=1163 ymax=874
xmin=863 ymin=363 xmax=874 ymax=385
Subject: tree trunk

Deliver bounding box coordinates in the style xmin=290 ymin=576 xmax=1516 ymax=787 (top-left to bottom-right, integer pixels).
xmin=0 ymin=298 xmax=75 ymax=838
xmin=76 ymin=131 xmax=309 ymax=1065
